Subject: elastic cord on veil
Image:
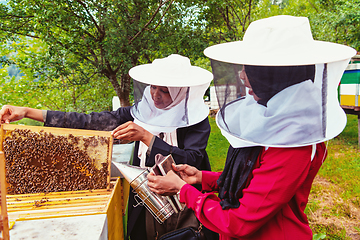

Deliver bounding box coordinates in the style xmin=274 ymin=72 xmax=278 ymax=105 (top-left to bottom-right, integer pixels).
xmin=321 ymin=64 xmax=328 ymax=137
xmin=217 ymin=146 xmax=262 ymax=209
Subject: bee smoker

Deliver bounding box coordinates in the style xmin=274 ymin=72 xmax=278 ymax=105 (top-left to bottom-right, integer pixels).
xmin=115 ymin=162 xmax=174 ymax=223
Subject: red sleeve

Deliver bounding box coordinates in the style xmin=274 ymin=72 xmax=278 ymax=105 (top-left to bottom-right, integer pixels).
xmin=180 ymin=146 xmax=315 ymax=238
xmin=201 ymin=171 xmax=222 ymax=192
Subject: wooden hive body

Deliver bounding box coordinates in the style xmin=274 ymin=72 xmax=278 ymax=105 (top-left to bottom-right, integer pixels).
xmin=0 ymin=151 xmax=9 ymax=240
xmin=340 ymin=63 xmax=360 ymax=108
xmin=0 ymin=124 xmax=124 ymax=240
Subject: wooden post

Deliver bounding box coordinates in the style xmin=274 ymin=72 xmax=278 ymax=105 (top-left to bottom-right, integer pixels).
xmin=0 ymin=151 xmax=9 ymax=240
xmin=342 ymin=107 xmax=360 ymax=149
xmin=358 ymin=114 xmax=360 ymax=149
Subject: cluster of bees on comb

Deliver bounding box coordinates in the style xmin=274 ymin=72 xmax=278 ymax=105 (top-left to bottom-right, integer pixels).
xmin=3 ymin=128 xmax=110 ymax=195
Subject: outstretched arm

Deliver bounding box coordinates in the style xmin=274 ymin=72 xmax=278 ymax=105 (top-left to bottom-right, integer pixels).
xmin=44 ymin=106 xmax=134 ymax=131
xmin=0 ymin=105 xmax=44 ymax=124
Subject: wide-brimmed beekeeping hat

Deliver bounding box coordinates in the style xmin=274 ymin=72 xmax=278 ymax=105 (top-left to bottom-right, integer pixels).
xmin=204 ymin=15 xmax=355 ymax=66
xmin=129 ymin=54 xmax=213 ymax=133
xmin=204 ymin=15 xmax=357 ymax=148
xmin=129 ymin=54 xmax=213 ymax=86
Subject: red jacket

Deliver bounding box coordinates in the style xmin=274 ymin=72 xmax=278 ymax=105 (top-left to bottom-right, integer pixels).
xmin=180 ymin=143 xmax=326 ymax=240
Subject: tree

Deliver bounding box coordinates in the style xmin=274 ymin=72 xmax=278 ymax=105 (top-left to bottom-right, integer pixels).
xmin=310 ymin=0 xmax=360 ymax=51
xmin=199 ymin=0 xmax=258 ymax=44
xmin=0 ymin=36 xmax=116 ymax=113
xmin=0 ymin=0 xmax=210 ymax=107
xmin=252 ymin=0 xmax=360 ymax=52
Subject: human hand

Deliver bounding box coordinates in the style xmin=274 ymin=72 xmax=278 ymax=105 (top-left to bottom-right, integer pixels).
xmin=147 ymin=170 xmax=186 ymax=196
xmin=0 ymin=105 xmax=27 ymax=124
xmin=173 ymin=164 xmax=202 ymax=185
xmin=111 ymin=121 xmax=153 ymax=146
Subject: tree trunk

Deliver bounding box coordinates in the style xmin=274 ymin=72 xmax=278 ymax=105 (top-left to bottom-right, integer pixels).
xmin=120 ymin=73 xmax=131 ymax=107
xmin=108 ymin=73 xmax=130 ymax=107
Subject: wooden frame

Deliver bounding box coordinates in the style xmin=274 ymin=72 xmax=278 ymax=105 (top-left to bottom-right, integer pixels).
xmin=5 ymin=178 xmax=124 ymax=240
xmin=0 ymin=124 xmax=113 ymax=192
xmin=0 ymin=151 xmax=9 ymax=240
xmin=0 ymin=123 xmax=124 ymax=239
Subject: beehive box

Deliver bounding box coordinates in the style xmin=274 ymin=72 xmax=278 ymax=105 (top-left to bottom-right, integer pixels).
xmin=0 ymin=124 xmax=124 ymax=240
xmin=6 ymin=177 xmax=124 ymax=240
xmin=340 ymin=63 xmax=360 ymax=108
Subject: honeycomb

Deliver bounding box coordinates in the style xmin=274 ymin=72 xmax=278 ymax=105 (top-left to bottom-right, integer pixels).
xmin=2 ymin=127 xmax=111 ymax=195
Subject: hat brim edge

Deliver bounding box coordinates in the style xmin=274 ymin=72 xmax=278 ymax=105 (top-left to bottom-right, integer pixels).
xmin=204 ymin=40 xmax=357 ymax=66
xmin=129 ymin=64 xmax=213 ymax=87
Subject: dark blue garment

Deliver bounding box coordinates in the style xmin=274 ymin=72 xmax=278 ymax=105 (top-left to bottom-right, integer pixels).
xmin=45 ymin=106 xmax=216 ymax=240
xmin=217 ymin=146 xmax=262 ymax=210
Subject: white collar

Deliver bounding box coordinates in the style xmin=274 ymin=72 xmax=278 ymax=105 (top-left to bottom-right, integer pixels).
xmin=217 ymin=80 xmax=324 ymax=147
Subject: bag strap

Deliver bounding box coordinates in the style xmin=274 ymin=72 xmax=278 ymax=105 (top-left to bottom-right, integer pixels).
xmin=197 ymin=222 xmax=203 ymax=233
xmin=154 ymin=217 xmax=159 ymax=240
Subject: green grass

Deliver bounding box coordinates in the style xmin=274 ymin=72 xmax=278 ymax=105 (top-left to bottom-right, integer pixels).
xmin=206 ymin=116 xmax=229 ymax=172
xmin=311 ymin=224 xmax=349 ymax=240
xmin=321 ymin=115 xmax=360 ymax=207
xmin=308 ymin=114 xmax=360 ymax=239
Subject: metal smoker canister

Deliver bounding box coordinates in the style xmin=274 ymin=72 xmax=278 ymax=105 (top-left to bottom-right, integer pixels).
xmin=115 ymin=162 xmax=174 ymax=223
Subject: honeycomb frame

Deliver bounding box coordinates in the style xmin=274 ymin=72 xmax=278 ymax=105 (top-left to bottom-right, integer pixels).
xmin=0 ymin=124 xmax=113 ymax=195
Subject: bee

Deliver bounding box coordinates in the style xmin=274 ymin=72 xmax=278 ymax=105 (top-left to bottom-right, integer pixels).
xmin=3 ymin=128 xmax=110 ymax=194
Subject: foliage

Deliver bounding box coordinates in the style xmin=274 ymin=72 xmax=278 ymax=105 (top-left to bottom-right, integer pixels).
xmin=200 ymin=0 xmax=258 ymax=45
xmin=252 ymin=0 xmax=318 ymax=19
xmin=1 ymin=0 xmax=359 ymax=113
xmin=193 ymin=57 xmax=212 ymax=74
xmin=253 ymin=0 xmax=360 ymax=52
xmin=0 ymin=37 xmax=115 ymax=113
xmin=308 ymin=0 xmax=360 ymax=51
xmin=0 ymin=0 xmax=211 ymax=107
